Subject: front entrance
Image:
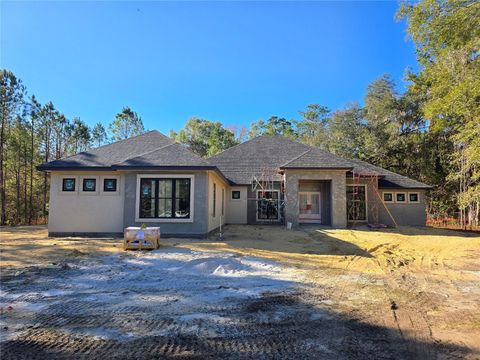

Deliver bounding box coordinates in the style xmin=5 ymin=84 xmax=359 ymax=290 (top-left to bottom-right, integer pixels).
xmin=299 ymin=192 xmax=321 ymax=223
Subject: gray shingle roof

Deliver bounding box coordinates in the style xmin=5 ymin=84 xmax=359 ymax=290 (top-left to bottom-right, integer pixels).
xmin=114 ymin=142 xmax=212 ymax=168
xmin=39 ymin=130 xmax=431 ymax=189
xmin=208 ymin=135 xmax=431 ymax=188
xmin=347 ymin=158 xmax=431 ymax=189
xmin=208 ymin=136 xmax=351 ymax=185
xmin=280 ymin=147 xmax=353 ymax=169
xmin=38 ymin=130 xmax=213 ymax=170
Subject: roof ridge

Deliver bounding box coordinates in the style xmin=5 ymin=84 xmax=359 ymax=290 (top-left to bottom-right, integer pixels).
xmin=115 ymin=142 xmax=176 ymax=163
xmin=48 ymin=130 xmax=164 ymax=162
xmin=280 ymin=148 xmax=312 ymax=167
xmin=208 ymin=134 xmax=310 ymax=159
xmin=207 ymin=136 xmax=258 ymax=159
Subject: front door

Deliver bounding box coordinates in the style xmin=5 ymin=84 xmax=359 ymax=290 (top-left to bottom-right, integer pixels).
xmin=299 ymin=192 xmax=321 ymax=223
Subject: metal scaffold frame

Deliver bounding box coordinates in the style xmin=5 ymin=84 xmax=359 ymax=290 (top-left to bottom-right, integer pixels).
xmin=250 ymin=167 xmax=286 ymax=224
xmin=348 ymin=170 xmax=397 ymax=228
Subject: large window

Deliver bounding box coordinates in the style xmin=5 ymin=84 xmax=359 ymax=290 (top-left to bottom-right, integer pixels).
xmin=139 ymin=178 xmax=191 ymax=219
xmin=347 ymin=185 xmax=367 ymax=221
xmin=257 ymin=190 xmax=279 ymax=221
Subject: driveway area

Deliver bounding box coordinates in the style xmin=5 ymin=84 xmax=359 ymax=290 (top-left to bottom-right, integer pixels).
xmin=0 ymin=225 xmax=479 ymax=359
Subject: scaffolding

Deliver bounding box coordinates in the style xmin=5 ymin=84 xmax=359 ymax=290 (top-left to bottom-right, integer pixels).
xmin=348 ymin=170 xmax=397 ymax=228
xmin=250 ymin=167 xmax=286 ymax=224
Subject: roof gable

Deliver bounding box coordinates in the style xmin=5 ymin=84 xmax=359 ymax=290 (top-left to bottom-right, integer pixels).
xmin=38 ymin=130 xmax=212 ymax=170
xmin=208 ymin=136 xmax=351 ymax=184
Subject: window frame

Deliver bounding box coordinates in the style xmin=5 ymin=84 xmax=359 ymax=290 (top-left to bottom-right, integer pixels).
xmin=346 ymin=184 xmax=368 ymax=222
xmin=256 ymin=189 xmax=280 ymax=222
xmin=62 ymin=178 xmax=76 ymax=192
xmin=382 ymin=191 xmax=394 ymax=203
xmin=395 ymin=192 xmax=407 ymax=203
xmin=135 ymin=174 xmax=194 ymax=223
xmin=231 ymin=190 xmax=241 ymax=200
xmin=82 ymin=178 xmax=97 ymax=192
xmin=103 ymin=178 xmax=117 ymax=192
xmin=408 ymin=192 xmax=420 ymax=203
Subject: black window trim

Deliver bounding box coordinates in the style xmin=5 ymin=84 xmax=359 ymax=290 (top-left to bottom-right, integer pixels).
xmin=103 ymin=178 xmax=117 ymax=192
xmin=139 ymin=178 xmax=191 ymax=219
xmin=383 ymin=192 xmax=394 ymax=203
xmin=408 ymin=192 xmax=420 ymax=203
xmin=231 ymin=190 xmax=241 ymax=200
xmin=62 ymin=178 xmax=76 ymax=192
xmin=395 ymin=192 xmax=407 ymax=203
xmin=82 ymin=178 xmax=96 ymax=192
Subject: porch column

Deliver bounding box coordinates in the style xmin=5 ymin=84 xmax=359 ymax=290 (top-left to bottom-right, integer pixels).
xmin=284 ymin=175 xmax=299 ymax=227
xmin=331 ymin=174 xmax=347 ymax=227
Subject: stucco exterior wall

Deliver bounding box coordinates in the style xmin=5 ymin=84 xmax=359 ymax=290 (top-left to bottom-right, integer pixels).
xmin=379 ymin=189 xmax=427 ymax=226
xmin=207 ymin=171 xmax=228 ymax=232
xmin=345 ymin=178 xmax=427 ymax=226
xmin=48 ymin=172 xmax=125 ymax=235
xmin=123 ymin=171 xmax=209 ymax=237
xmin=284 ymin=169 xmax=348 ymax=228
xmin=226 ymin=186 xmax=248 ymax=224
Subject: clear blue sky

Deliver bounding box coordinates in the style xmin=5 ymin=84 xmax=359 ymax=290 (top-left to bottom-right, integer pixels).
xmin=1 ymin=1 xmax=417 ymax=133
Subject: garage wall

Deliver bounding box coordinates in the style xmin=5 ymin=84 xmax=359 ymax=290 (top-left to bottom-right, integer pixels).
xmin=379 ymin=189 xmax=427 ymax=226
xmin=345 ymin=178 xmax=427 ymax=226
xmin=48 ymin=172 xmax=124 ymax=235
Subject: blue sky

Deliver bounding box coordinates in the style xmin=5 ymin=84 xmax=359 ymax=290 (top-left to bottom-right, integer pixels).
xmin=1 ymin=1 xmax=417 ymax=133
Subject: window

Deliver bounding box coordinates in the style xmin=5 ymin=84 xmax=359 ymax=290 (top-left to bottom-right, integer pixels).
xmin=383 ymin=192 xmax=393 ymax=203
xmin=62 ymin=178 xmax=76 ymax=192
xmin=83 ymin=178 xmax=96 ymax=192
xmin=139 ymin=178 xmax=191 ymax=219
xmin=257 ymin=190 xmax=279 ymax=221
xmin=104 ymin=178 xmax=117 ymax=192
xmin=409 ymin=192 xmax=419 ymax=203
xmin=231 ymin=190 xmax=241 ymax=200
xmin=221 ymin=188 xmax=225 ymax=216
xmin=347 ymin=185 xmax=367 ymax=221
xmin=396 ymin=192 xmax=406 ymax=203
xmin=213 ymin=183 xmax=216 ymax=217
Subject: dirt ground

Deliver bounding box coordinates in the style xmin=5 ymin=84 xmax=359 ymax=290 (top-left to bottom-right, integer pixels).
xmin=0 ymin=225 xmax=479 ymax=359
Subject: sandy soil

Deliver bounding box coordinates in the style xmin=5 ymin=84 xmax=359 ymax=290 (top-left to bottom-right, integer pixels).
xmin=0 ymin=225 xmax=479 ymax=359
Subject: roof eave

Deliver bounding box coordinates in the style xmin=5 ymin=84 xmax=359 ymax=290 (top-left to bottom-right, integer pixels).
xmin=279 ymin=166 xmax=353 ymax=170
xmin=36 ymin=165 xmax=114 ymax=172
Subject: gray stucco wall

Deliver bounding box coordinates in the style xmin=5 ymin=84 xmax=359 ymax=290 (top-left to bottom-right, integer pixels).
xmin=378 ymin=189 xmax=427 ymax=226
xmin=123 ymin=171 xmax=209 ymax=237
xmin=285 ymin=169 xmax=348 ymax=228
xmin=345 ymin=178 xmax=427 ymax=226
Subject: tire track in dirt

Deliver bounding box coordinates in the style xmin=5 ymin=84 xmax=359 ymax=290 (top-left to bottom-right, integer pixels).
xmin=366 ymin=242 xmax=438 ymax=359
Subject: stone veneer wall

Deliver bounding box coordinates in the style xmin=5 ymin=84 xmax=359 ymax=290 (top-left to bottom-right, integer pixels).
xmin=284 ymin=169 xmax=348 ymax=228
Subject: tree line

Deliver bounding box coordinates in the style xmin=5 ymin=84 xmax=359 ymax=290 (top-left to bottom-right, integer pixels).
xmin=0 ymin=72 xmax=145 ymax=226
xmin=1 ymin=0 xmax=478 ymax=227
